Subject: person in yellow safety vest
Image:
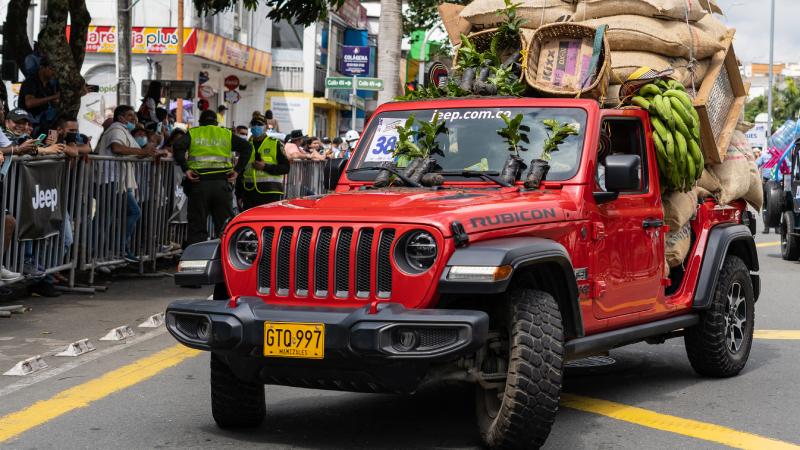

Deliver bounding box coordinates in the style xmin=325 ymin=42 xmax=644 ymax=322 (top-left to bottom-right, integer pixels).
xmin=239 ymin=113 xmax=290 ymax=210
xmin=172 ymin=109 xmax=252 ymax=247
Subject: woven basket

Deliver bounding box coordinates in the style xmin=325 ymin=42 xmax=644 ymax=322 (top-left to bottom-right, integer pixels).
xmin=525 ymin=23 xmax=611 ymax=100
xmin=452 ymin=28 xmax=534 ymax=82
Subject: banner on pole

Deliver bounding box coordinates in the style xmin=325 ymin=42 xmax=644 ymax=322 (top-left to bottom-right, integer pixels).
xmin=17 ymin=160 xmax=67 ymax=240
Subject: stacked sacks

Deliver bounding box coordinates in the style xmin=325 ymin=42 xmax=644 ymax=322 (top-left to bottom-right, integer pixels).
xmin=459 ymin=0 xmax=576 ymax=31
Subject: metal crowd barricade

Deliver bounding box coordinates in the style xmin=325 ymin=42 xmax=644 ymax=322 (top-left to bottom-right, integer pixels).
xmin=283 ymin=160 xmax=327 ymax=199
xmin=0 ymin=153 xmax=336 ymax=290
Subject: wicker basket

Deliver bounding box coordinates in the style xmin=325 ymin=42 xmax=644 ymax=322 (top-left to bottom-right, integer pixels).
xmin=452 ymin=28 xmax=534 ymax=82
xmin=525 ymin=23 xmax=611 ymax=100
xmin=692 ymin=34 xmax=747 ymax=164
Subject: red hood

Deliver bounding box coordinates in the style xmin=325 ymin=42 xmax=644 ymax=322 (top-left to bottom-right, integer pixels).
xmin=232 ymin=186 xmax=583 ymax=237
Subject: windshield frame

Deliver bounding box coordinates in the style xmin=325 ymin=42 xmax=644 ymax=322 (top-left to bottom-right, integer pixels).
xmin=342 ymin=98 xmax=596 ymax=186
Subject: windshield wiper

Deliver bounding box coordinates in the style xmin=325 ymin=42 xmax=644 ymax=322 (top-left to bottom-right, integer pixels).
xmin=437 ymin=170 xmax=513 ymax=188
xmin=346 ymin=166 xmax=423 ymax=188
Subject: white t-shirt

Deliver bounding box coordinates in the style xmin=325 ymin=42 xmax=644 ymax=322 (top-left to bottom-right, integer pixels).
xmin=95 ymin=122 xmax=140 ymax=189
xmin=0 ymin=131 xmax=11 ymax=148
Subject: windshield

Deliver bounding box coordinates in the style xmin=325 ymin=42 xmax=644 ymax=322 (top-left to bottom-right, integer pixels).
xmin=349 ymin=107 xmax=587 ymax=182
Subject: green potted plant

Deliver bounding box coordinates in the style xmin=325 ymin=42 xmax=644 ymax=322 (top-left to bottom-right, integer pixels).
xmin=524 ymin=119 xmax=579 ymax=189
xmin=411 ymin=114 xmax=446 ymax=185
xmin=497 ymin=113 xmax=530 ymax=184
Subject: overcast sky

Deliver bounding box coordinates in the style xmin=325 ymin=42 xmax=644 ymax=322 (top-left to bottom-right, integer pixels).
xmin=718 ymin=0 xmax=800 ymax=64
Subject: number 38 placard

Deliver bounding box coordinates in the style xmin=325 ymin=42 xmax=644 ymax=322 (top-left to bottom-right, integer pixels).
xmin=363 ymin=118 xmax=406 ymax=162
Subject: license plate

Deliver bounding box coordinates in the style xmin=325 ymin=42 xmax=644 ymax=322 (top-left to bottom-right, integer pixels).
xmin=263 ymin=322 xmax=325 ymax=359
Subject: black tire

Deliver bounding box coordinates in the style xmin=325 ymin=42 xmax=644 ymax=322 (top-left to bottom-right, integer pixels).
xmin=684 ymin=255 xmax=754 ymax=377
xmin=476 ymin=289 xmax=564 ymax=449
xmin=765 ymin=180 xmax=783 ymax=228
xmin=210 ymin=353 xmax=266 ymax=428
xmin=781 ymin=211 xmax=800 ymax=261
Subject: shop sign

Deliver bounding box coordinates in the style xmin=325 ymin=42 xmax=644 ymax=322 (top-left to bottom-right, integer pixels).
xmin=340 ymin=46 xmax=370 ymax=76
xmin=68 ymin=25 xmax=198 ymax=54
xmin=223 ymin=90 xmax=241 ymax=104
xmin=198 ymin=84 xmax=215 ymax=99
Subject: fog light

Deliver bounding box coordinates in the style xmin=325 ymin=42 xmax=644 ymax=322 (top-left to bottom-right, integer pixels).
xmin=178 ymin=260 xmax=208 ymax=273
xmin=392 ymin=329 xmax=419 ymax=352
xmin=447 ymin=265 xmax=513 ymax=281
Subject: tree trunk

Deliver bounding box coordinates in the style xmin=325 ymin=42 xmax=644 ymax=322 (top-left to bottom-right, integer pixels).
xmin=377 ymin=0 xmax=402 ymax=105
xmin=68 ymin=0 xmax=91 ymax=71
xmin=37 ymin=0 xmax=88 ymax=117
xmin=2 ymin=0 xmax=33 ymax=70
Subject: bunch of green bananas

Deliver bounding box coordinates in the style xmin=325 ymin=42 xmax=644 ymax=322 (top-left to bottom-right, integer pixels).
xmin=630 ymin=79 xmax=704 ymax=193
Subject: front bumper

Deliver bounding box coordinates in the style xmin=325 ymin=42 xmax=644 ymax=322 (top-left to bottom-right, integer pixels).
xmin=165 ymin=297 xmax=489 ymax=392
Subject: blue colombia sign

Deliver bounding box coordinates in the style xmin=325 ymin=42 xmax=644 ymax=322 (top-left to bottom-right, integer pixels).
xmin=340 ymin=45 xmax=370 ymax=76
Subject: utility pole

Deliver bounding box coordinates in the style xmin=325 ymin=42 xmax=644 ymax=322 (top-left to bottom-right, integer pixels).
xmin=116 ymin=0 xmax=132 ymax=105
xmin=767 ymin=0 xmax=776 ymax=136
xmin=176 ymin=0 xmax=185 ymax=123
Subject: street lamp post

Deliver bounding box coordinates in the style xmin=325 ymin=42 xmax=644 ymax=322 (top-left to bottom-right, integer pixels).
xmin=767 ymin=0 xmax=776 ymax=136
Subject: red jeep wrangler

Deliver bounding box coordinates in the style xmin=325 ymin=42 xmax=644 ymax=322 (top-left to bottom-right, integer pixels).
xmin=167 ymin=97 xmax=759 ymax=449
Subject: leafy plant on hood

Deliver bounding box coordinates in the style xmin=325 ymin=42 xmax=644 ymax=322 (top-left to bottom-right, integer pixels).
xmin=541 ymin=119 xmax=579 ymax=162
xmin=417 ymin=113 xmax=447 ymax=158
xmin=390 ymin=115 xmax=424 ymax=159
xmin=497 ymin=113 xmax=530 ymax=157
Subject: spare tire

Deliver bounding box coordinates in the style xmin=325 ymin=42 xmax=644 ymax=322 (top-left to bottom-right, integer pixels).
xmin=764 ymin=180 xmax=784 ymax=228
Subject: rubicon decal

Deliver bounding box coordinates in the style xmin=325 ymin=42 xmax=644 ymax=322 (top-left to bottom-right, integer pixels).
xmin=469 ymin=208 xmax=560 ymax=229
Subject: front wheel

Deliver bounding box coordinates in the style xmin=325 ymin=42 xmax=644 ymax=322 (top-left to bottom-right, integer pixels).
xmin=780 ymin=211 xmax=800 ymax=261
xmin=684 ymin=255 xmax=755 ymax=377
xmin=210 ymin=353 xmax=266 ymax=428
xmin=476 ymin=289 xmax=564 ymax=449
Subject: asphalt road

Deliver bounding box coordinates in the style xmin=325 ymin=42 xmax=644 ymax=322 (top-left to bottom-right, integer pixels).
xmin=0 ymin=232 xmax=798 ymax=450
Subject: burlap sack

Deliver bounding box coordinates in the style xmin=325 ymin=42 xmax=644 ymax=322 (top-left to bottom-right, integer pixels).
xmin=609 ymin=51 xmax=710 ymax=86
xmin=743 ymin=161 xmax=764 ymax=211
xmin=694 ymin=186 xmax=713 ymax=202
xmin=460 ymin=0 xmax=576 ymax=30
xmin=439 ymin=3 xmax=471 ymax=45
xmin=663 ymin=190 xmax=697 ymax=231
xmin=579 ymin=15 xmax=724 ymax=59
xmin=696 ymin=14 xmax=731 ymax=45
xmin=665 ymin=223 xmax=692 ymax=267
xmin=573 ymin=0 xmax=711 ymax=22
xmin=710 ymin=145 xmax=751 ymax=205
xmin=697 ymin=169 xmax=722 ymax=196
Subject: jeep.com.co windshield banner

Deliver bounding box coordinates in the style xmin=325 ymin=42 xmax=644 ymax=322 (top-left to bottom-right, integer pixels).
xmin=17 ymin=160 xmax=66 ymax=240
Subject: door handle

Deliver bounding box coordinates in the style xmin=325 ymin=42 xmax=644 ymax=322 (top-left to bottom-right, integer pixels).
xmin=642 ymin=218 xmax=664 ymax=229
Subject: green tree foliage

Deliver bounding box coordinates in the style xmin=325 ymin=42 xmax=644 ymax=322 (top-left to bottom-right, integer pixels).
xmin=745 ymin=78 xmax=800 ymax=131
xmin=193 ymin=0 xmax=345 ymax=25
xmin=403 ymin=0 xmax=468 ymax=37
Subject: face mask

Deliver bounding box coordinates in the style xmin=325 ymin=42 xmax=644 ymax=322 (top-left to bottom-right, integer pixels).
xmin=250 ymin=125 xmax=265 ymax=137
xmin=126 ymin=121 xmax=136 ymax=131
xmin=134 ymin=136 xmax=148 ymax=147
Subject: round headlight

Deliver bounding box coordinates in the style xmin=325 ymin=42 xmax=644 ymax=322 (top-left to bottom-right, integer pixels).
xmin=230 ymin=227 xmax=258 ymax=268
xmin=397 ymin=231 xmax=437 ymax=273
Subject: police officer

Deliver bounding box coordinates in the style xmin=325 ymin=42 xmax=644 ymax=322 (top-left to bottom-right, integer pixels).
xmin=239 ymin=113 xmax=290 ymax=210
xmin=173 ymin=109 xmax=251 ymax=247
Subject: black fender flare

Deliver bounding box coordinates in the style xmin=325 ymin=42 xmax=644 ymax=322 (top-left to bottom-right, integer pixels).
xmin=175 ymin=239 xmax=224 ymax=286
xmin=693 ymin=224 xmax=760 ymax=309
xmin=438 ymin=237 xmax=583 ymax=338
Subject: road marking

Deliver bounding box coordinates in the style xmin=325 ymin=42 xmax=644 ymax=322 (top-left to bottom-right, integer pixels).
xmin=0 ymin=327 xmax=168 ymax=398
xmin=561 ymin=393 xmax=800 ymax=449
xmin=0 ymin=344 xmax=200 ymax=443
xmin=755 ymin=330 xmax=800 ymax=340
xmin=756 ymin=241 xmax=780 ymax=248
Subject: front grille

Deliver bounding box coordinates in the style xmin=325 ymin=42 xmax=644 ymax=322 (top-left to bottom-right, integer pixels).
xmin=260 ymin=225 xmax=396 ymax=300
xmin=416 ymin=328 xmax=459 ymax=351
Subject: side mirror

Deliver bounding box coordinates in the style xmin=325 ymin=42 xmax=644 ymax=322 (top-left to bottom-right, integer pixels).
xmin=604 ymin=154 xmax=641 ymax=192
xmin=323 ymin=158 xmax=348 ymax=190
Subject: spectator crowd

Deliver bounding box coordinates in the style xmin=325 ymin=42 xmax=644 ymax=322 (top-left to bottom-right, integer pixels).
xmin=0 ymin=74 xmax=363 ymax=300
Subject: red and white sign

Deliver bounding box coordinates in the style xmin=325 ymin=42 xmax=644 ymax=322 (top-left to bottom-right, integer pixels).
xmin=198 ymin=84 xmax=215 ymax=99
xmin=223 ymin=90 xmax=241 ymax=104
xmin=224 ymin=75 xmax=240 ymax=90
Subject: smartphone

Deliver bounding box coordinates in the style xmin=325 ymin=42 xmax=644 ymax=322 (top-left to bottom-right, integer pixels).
xmin=86 ymin=84 xmax=100 ymax=93
xmin=35 ymin=133 xmax=47 ymax=145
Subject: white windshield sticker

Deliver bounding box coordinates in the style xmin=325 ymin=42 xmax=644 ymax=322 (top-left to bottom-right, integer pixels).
xmin=364 ymin=118 xmax=404 ymax=162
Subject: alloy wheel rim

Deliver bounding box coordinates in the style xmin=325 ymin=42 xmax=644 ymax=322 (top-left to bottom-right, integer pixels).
xmin=724 ymin=282 xmax=747 ymax=354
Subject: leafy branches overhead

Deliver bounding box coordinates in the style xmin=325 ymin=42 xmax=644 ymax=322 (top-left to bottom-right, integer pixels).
xmin=403 ymin=0 xmax=469 ymax=37
xmin=541 ymin=119 xmax=579 ymax=162
xmin=497 ymin=113 xmax=530 ymax=157
xmin=193 ymin=0 xmax=345 ymax=26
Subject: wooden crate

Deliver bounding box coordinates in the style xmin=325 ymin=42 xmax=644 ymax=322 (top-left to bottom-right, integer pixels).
xmin=692 ymin=35 xmax=747 ymax=164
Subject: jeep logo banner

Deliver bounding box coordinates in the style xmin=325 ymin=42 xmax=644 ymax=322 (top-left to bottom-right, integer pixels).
xmin=17 ymin=160 xmax=67 ymax=240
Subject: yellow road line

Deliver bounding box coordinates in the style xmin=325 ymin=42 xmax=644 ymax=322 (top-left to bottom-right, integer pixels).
xmin=561 ymin=393 xmax=800 ymax=449
xmin=0 ymin=344 xmax=200 ymax=443
xmin=756 ymin=241 xmax=780 ymax=248
xmin=755 ymin=330 xmax=800 ymax=340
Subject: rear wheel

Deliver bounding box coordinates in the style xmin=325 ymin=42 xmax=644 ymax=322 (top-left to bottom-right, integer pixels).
xmin=210 ymin=353 xmax=266 ymax=428
xmin=781 ymin=211 xmax=800 ymax=261
xmin=476 ymin=289 xmax=564 ymax=449
xmin=684 ymin=256 xmax=754 ymax=377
